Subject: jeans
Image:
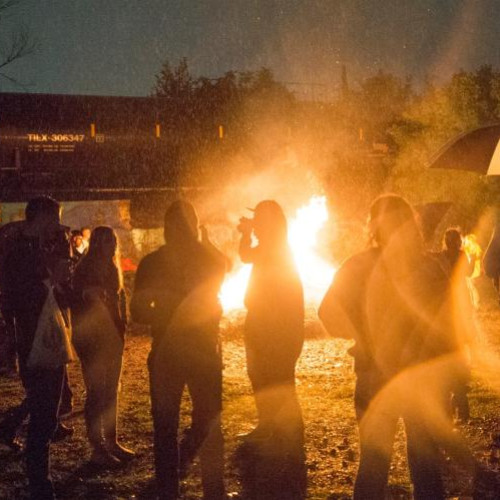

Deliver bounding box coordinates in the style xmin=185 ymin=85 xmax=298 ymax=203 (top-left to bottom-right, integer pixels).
xmin=149 ymin=335 xmax=224 ymax=500
xmin=0 ymin=310 xmax=17 ymax=373
xmin=24 ymin=366 xmax=65 ymax=500
xmin=0 ymin=369 xmax=72 ymax=438
xmin=353 ymin=370 xmax=445 ymax=500
xmin=16 ymin=309 xmax=65 ymax=500
xmin=246 ymin=344 xmax=304 ymax=450
xmin=73 ymin=327 xmax=123 ymax=448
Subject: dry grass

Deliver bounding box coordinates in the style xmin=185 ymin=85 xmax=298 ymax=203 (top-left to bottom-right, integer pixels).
xmin=1 ymin=277 xmax=499 ymax=499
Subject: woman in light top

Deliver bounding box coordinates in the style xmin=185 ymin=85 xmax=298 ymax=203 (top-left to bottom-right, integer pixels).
xmin=72 ymin=226 xmax=134 ymax=467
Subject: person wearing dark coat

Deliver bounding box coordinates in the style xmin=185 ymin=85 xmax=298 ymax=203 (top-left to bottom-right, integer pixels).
xmin=237 ymin=200 xmax=305 ymax=452
xmin=0 ymin=219 xmax=74 ymax=452
xmin=0 ymin=303 xmax=17 ymax=376
xmin=434 ymin=228 xmax=476 ymax=422
xmin=131 ymin=200 xmax=228 ymax=500
xmin=483 ymin=221 xmax=500 ymax=304
xmin=0 ymin=196 xmax=73 ymax=500
xmin=319 ymin=194 xmax=476 ymax=500
xmin=0 ymin=222 xmax=25 ymax=378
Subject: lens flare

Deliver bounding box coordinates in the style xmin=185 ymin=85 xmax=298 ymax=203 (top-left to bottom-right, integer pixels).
xmin=220 ymin=195 xmax=336 ymax=313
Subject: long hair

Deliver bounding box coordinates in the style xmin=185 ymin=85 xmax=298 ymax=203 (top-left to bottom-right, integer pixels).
xmin=84 ymin=226 xmax=123 ymax=290
xmin=368 ymin=194 xmax=423 ymax=256
xmin=252 ymin=199 xmax=288 ymax=250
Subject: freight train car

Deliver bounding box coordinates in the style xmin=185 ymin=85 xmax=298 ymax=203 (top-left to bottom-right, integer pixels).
xmin=0 ymin=92 xmax=184 ymax=202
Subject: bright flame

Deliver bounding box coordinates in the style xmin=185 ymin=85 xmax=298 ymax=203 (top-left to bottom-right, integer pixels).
xmin=289 ymin=196 xmax=336 ymax=304
xmin=220 ymin=195 xmax=336 ymax=313
xmin=463 ymin=234 xmax=482 ymax=278
xmin=219 ymin=264 xmax=252 ymax=312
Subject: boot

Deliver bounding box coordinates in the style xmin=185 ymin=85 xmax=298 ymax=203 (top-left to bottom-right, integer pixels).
xmin=103 ymin=401 xmax=135 ymax=461
xmin=52 ymin=422 xmax=74 ymax=442
xmin=89 ymin=445 xmax=122 ymax=469
xmin=0 ymin=425 xmax=23 ymax=453
xmin=0 ymin=398 xmax=28 ymax=452
xmin=105 ymin=440 xmax=136 ymax=461
xmin=104 ymin=419 xmax=135 ymax=461
xmin=240 ymin=424 xmax=274 ymax=443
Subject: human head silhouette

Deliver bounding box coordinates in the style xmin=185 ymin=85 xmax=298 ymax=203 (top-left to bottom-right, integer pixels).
xmin=164 ymin=200 xmax=199 ymax=244
xmin=71 ymin=230 xmax=83 ymax=248
xmin=88 ymin=226 xmax=118 ymax=260
xmin=368 ymin=194 xmax=423 ymax=254
xmin=251 ymin=200 xmax=288 ymax=246
xmin=25 ymin=196 xmax=61 ymax=225
xmin=444 ymin=228 xmax=462 ymax=253
xmin=25 ymin=196 xmax=70 ymax=258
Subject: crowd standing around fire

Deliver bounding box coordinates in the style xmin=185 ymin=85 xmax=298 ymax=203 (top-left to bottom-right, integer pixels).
xmin=0 ymin=194 xmax=499 ymax=499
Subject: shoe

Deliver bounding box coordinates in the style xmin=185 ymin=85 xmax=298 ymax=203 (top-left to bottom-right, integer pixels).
xmin=106 ymin=441 xmax=136 ymax=461
xmin=240 ymin=425 xmax=274 ymax=443
xmin=89 ymin=447 xmax=122 ymax=469
xmin=0 ymin=428 xmax=23 ymax=453
xmin=58 ymin=404 xmax=73 ymax=419
xmin=52 ymin=423 xmax=74 ymax=442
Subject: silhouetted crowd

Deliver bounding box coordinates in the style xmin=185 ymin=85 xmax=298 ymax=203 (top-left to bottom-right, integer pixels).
xmin=0 ymin=194 xmax=499 ymax=500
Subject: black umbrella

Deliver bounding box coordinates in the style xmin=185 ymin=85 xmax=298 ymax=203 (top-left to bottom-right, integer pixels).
xmin=415 ymin=202 xmax=453 ymax=243
xmin=427 ymin=124 xmax=500 ymax=175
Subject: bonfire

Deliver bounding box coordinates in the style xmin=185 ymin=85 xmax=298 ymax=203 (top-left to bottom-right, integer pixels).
xmin=220 ymin=195 xmax=336 ymax=314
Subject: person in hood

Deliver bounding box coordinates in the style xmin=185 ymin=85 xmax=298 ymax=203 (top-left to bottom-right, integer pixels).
xmin=0 ymin=196 xmax=73 ymax=500
xmin=131 ymin=200 xmax=228 ymax=500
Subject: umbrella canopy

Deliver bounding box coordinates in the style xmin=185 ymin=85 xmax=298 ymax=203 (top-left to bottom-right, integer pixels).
xmin=414 ymin=202 xmax=453 ymax=244
xmin=427 ymin=124 xmax=500 ymax=175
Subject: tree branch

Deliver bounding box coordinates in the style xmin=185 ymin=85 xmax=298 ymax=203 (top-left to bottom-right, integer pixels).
xmin=0 ymin=0 xmax=22 ymax=20
xmin=0 ymin=1 xmax=38 ymax=87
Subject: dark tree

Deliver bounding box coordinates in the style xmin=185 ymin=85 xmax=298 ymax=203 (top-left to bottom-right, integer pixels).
xmin=356 ymin=70 xmax=414 ymax=143
xmin=152 ymin=59 xmax=297 ymax=182
xmin=474 ymin=65 xmax=500 ymax=123
xmin=0 ymin=0 xmax=37 ymax=87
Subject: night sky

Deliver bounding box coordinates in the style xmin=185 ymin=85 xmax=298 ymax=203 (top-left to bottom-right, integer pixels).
xmin=3 ymin=0 xmax=500 ymax=97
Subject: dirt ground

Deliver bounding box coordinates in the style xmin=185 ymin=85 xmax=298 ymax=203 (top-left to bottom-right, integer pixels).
xmin=1 ymin=277 xmax=500 ymax=499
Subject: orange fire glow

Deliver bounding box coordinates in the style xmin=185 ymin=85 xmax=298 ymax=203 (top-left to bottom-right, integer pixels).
xmin=463 ymin=234 xmax=482 ymax=278
xmin=220 ymin=196 xmax=336 ymax=313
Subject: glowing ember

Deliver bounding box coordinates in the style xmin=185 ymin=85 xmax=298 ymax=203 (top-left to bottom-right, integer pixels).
xmin=220 ymin=195 xmax=336 ymax=313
